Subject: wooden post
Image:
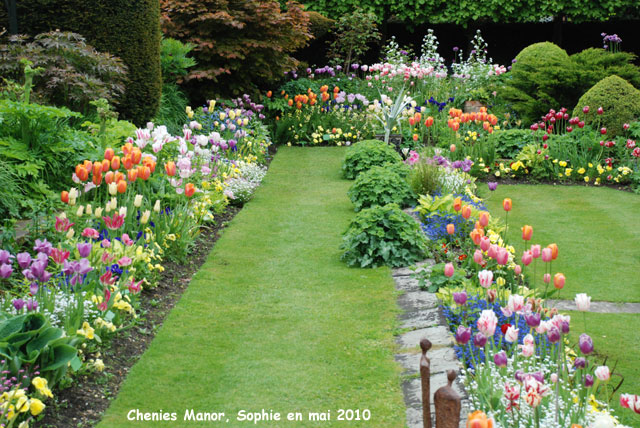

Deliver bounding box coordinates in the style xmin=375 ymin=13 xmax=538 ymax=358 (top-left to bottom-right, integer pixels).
xmin=420 ymin=338 xmax=432 ymax=428
xmin=434 ymin=370 xmax=461 ymax=428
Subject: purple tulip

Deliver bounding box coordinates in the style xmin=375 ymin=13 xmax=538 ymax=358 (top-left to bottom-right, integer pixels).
xmin=530 ymin=371 xmax=544 ymax=383
xmin=579 ymin=333 xmax=594 ymax=355
xmin=473 ymin=332 xmax=487 ymax=348
xmin=29 ymin=283 xmax=38 ymax=295
xmin=487 ymin=182 xmax=498 ymax=191
xmin=547 ymin=326 xmax=561 ymax=343
xmin=455 ymin=326 xmax=471 ymax=345
xmin=77 ymin=242 xmax=92 ymax=258
xmin=33 ymin=239 xmax=52 ymax=255
xmin=25 ymin=299 xmax=37 ymax=312
xmin=36 ymin=251 xmax=48 ymax=265
xmin=561 ymin=320 xmax=570 ymax=334
xmin=12 ymin=299 xmax=25 ymax=311
xmin=0 ymin=250 xmax=13 ymax=265
xmin=29 ymin=260 xmax=46 ymax=281
xmin=574 ymin=357 xmax=587 ymax=369
xmin=0 ymin=264 xmax=12 ymax=279
xmin=515 ymin=370 xmax=526 ymax=383
xmin=525 ymin=312 xmax=541 ymax=328
xmin=584 ymin=374 xmax=594 ymax=387
xmin=493 ymin=351 xmax=508 ymax=367
xmin=22 ymin=269 xmax=35 ymax=281
xmin=16 ymin=252 xmax=31 ymax=269
xmin=453 ymin=291 xmax=467 ymax=306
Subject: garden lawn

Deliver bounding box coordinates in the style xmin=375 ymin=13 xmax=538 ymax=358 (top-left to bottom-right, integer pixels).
xmin=97 ymin=147 xmax=405 ymax=428
xmin=481 ymin=184 xmax=640 ymax=426
xmin=480 ymin=184 xmax=640 ymax=303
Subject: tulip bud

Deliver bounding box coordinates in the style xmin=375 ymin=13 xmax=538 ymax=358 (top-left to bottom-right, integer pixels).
xmin=444 ymin=263 xmax=454 ymax=278
xmin=543 ymin=273 xmax=551 ymax=284
xmin=76 ymin=205 xmax=84 ymax=217
xmin=553 ymin=273 xmax=565 ymax=289
xmin=521 ymin=225 xmax=533 ymax=241
xmin=94 ymin=207 xmax=103 ymax=218
xmin=108 ymin=182 xmax=117 ymax=196
xmin=140 ymin=210 xmax=151 ymax=225
xmin=503 ymin=198 xmax=512 ymax=212
xmin=66 ymin=228 xmax=75 ymax=239
xmin=154 ymin=200 xmax=161 ymax=213
xmin=61 ymin=190 xmax=69 ymax=204
xmin=86 ymin=204 xmax=92 ymax=215
xmin=110 ymin=197 xmax=117 ymax=211
xmin=105 ymin=202 xmax=111 ymax=213
xmin=119 ymin=206 xmax=127 ymax=218
xmin=461 ymin=205 xmax=471 ymax=220
xmin=514 ymin=265 xmax=522 ymax=275
xmin=134 ymin=194 xmax=143 ymax=208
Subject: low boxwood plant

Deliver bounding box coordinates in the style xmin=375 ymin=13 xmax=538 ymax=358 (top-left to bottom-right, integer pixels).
xmin=347 ymin=165 xmax=415 ymax=212
xmin=342 ymin=139 xmax=402 ymax=179
xmin=340 ymin=203 xmax=429 ymax=268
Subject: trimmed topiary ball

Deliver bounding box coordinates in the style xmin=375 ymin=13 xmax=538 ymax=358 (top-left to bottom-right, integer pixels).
xmin=342 ymin=139 xmax=402 ymax=179
xmin=573 ymin=75 xmax=640 ymax=137
xmin=348 ymin=166 xmax=415 ymax=212
xmin=340 ymin=204 xmax=429 ymax=268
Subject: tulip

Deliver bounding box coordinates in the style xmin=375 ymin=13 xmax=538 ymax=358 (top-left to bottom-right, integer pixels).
xmin=453 ymin=291 xmax=467 ymax=306
xmin=487 ymin=182 xmax=498 ymax=191
xmin=477 ymin=309 xmax=498 ymax=337
xmin=76 ymin=165 xmax=89 ymax=181
xmin=547 ymin=326 xmax=561 ymax=343
xmin=134 ymin=194 xmax=143 ymax=208
xmin=487 ymin=244 xmax=498 ymax=260
xmin=424 ymin=116 xmax=434 ymax=127
xmin=595 ymin=366 xmax=610 ymax=382
xmin=583 ymin=106 xmax=590 ymax=114
xmin=543 ymin=273 xmax=551 ymax=284
xmin=461 ymin=205 xmax=471 ymax=219
xmin=466 ymin=411 xmax=494 ymax=428
xmin=140 ymin=210 xmax=151 ymax=224
xmin=77 ymin=242 xmax=92 ymax=258
xmin=444 ymin=263 xmax=454 ymax=278
xmin=94 ymin=207 xmax=103 ymax=218
xmin=597 ymin=107 xmax=604 ymax=115
xmin=104 ymin=147 xmax=115 ymax=161
xmin=494 ymin=350 xmax=508 ymax=367
xmin=449 ymin=144 xmax=456 ymax=152
xmin=452 ymin=197 xmax=462 ymax=212
xmin=185 ymin=182 xmax=196 ymax=197
xmin=547 ymin=243 xmax=558 ymax=260
xmin=553 ymin=273 xmax=565 ymax=289
xmin=446 ymin=224 xmax=455 ymax=235
xmin=521 ymin=251 xmax=533 ymax=266
xmin=503 ymin=198 xmax=512 ymax=212
xmin=478 ymin=270 xmax=493 ymax=288
xmin=127 ymin=169 xmax=138 ymax=182
xmin=525 ymin=312 xmax=541 ymax=328
xmin=139 ymin=166 xmax=151 ymax=180
xmin=455 ymin=325 xmax=471 ymax=345
xmin=108 ymin=182 xmax=117 ymax=196
xmin=61 ymin=190 xmax=69 ymax=204
xmin=584 ymin=374 xmax=594 ymax=387
xmin=514 ymin=265 xmax=522 ymax=275
xmin=480 ymin=236 xmax=490 ymax=252
xmin=473 ymin=249 xmax=483 ymax=264
xmin=574 ymin=357 xmax=587 ymax=369
xmin=496 ymin=248 xmax=509 ymax=265
xmin=541 ymin=248 xmax=552 ymax=262
xmin=0 ymin=263 xmax=12 ymax=279
xmin=111 ymin=156 xmax=121 ymax=170
xmin=105 ymin=171 xmax=115 ymax=185
xmin=123 ymin=156 xmax=134 ymax=170
xmin=76 ymin=205 xmax=84 ymax=217
xmin=131 ymin=147 xmax=142 ymax=164
xmin=575 ymin=293 xmax=591 ymax=311
xmin=115 ymin=172 xmax=125 ymax=183
xmin=153 ymin=200 xmax=161 ymax=213
xmin=479 ymin=212 xmax=489 ymax=227
xmin=470 ymin=228 xmax=484 ymax=245
xmin=505 ymin=326 xmax=519 ymax=343
xmin=473 ymin=332 xmax=488 ymax=348
xmin=579 ymin=333 xmax=594 ymax=355
xmin=101 ymin=159 xmax=110 ymax=173
xmin=117 ymin=180 xmax=127 ymax=194
xmin=620 ymin=394 xmax=640 ymax=415
xmin=521 ymin=225 xmax=533 ymax=241
xmin=530 ymin=244 xmax=541 ymax=258
xmin=165 ymin=161 xmax=176 ymax=177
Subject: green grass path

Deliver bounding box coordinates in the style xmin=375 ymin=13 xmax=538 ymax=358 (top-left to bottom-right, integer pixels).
xmin=97 ymin=147 xmax=405 ymax=428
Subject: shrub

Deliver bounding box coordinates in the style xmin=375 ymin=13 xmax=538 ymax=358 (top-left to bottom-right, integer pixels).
xmin=573 ymin=75 xmax=640 ymax=137
xmin=0 ymin=0 xmax=163 ymax=125
xmin=160 ymin=0 xmax=311 ymax=99
xmin=409 ymin=160 xmax=442 ymax=196
xmin=160 ymin=38 xmax=196 ymax=83
xmin=571 ymin=48 xmax=640 ymax=91
xmin=0 ymin=31 xmax=127 ymax=113
xmin=502 ymin=42 xmax=577 ymax=125
xmin=342 ymin=139 xmax=402 ymax=179
xmin=306 ymin=11 xmax=335 ymax=39
xmin=340 ymin=204 xmax=429 ymax=268
xmin=348 ymin=166 xmax=415 ymax=212
xmin=487 ymin=129 xmax=536 ymax=159
xmin=326 ymin=8 xmax=380 ymax=71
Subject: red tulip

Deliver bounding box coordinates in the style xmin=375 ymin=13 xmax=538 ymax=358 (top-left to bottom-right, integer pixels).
xmin=597 ymin=107 xmax=604 ymax=115
xmin=600 ymin=128 xmax=607 ymax=135
xmin=104 ymin=147 xmax=115 ymax=161
xmin=453 ymin=197 xmax=462 ymax=212
xmin=582 ymin=106 xmax=590 ymax=114
xmin=61 ymin=191 xmax=69 ymax=204
xmin=111 ymin=156 xmax=121 ymax=170
xmin=424 ymin=116 xmax=434 ymax=127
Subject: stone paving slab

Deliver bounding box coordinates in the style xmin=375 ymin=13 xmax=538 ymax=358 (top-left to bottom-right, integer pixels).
xmin=392 ymin=259 xmax=434 ymax=277
xmin=547 ymin=299 xmax=640 ymax=314
xmin=393 ymin=275 xmax=421 ymax=292
xmin=397 ymin=290 xmax=439 ymax=312
xmin=395 ymin=347 xmax=461 ymax=375
xmin=397 ymin=325 xmax=453 ymax=349
xmin=399 ymin=307 xmax=443 ymax=329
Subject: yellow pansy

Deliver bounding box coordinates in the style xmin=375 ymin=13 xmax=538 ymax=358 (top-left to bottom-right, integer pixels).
xmin=29 ymin=398 xmax=45 ymax=416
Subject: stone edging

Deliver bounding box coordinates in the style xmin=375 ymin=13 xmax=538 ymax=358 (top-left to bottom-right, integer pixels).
xmin=392 ymin=260 xmax=469 ymax=428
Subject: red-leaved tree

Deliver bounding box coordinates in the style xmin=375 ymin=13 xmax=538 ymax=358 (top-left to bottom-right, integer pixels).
xmin=161 ymin=0 xmax=311 ymax=99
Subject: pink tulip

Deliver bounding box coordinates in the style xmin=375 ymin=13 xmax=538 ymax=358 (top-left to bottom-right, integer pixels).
xmin=514 ymin=265 xmax=522 ymax=275
xmin=496 ymin=248 xmax=509 ymax=265
xmin=477 ymin=310 xmax=498 ymax=337
xmin=530 ymin=244 xmax=541 ymax=259
xmin=543 ymin=273 xmax=551 ymax=284
xmin=444 ymin=263 xmax=454 ymax=278
xmin=487 ymin=244 xmax=498 ymax=260
xmin=480 ymin=236 xmax=491 ymax=252
xmin=595 ymin=366 xmax=610 ymax=382
xmin=478 ymin=270 xmax=493 ymax=288
xmin=541 ymin=247 xmax=552 ymax=262
xmin=521 ymin=251 xmax=533 ymax=266
xmin=473 ymin=249 xmax=483 ymax=264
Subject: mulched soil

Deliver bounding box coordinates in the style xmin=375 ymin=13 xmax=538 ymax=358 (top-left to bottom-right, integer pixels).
xmin=34 ymin=206 xmax=241 ymax=428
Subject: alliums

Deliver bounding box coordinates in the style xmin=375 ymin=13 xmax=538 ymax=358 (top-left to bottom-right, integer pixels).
xmin=478 ymin=270 xmax=493 ymax=288
xmin=579 ymin=333 xmax=594 ymax=355
xmin=477 ymin=310 xmax=498 ymax=336
xmin=595 ymin=365 xmax=610 ymax=382
xmin=575 ymin=293 xmax=591 ymax=311
xmin=455 ymin=325 xmax=472 ymax=345
xmin=494 ymin=350 xmax=508 ymax=367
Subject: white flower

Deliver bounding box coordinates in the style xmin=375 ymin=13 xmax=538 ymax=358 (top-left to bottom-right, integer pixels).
xmin=504 ymin=326 xmax=519 ymax=343
xmin=134 ymin=194 xmax=143 ymax=208
xmin=575 ymin=293 xmax=591 ymax=311
xmin=590 ymin=413 xmax=616 ymax=428
xmin=153 ymin=200 xmax=161 ymax=213
xmin=594 ymin=366 xmax=610 ymax=382
xmin=478 ymin=270 xmax=493 ymax=288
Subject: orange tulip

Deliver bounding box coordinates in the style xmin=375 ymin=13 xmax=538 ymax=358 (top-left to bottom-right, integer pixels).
xmin=138 ymin=166 xmax=150 ymax=181
xmin=101 ymin=159 xmax=110 ymax=173
xmin=104 ymin=147 xmax=115 ymax=161
xmin=548 ymin=243 xmax=559 ymax=260
xmin=185 ymin=182 xmax=196 ymax=197
xmin=83 ymin=159 xmax=92 ymax=170
xmin=333 ymin=86 xmax=339 ymax=94
xmin=503 ymin=198 xmax=512 ymax=212
xmin=145 ymin=159 xmax=156 ymax=173
xmin=105 ymin=171 xmax=115 ymax=184
xmin=288 ymin=99 xmax=293 ymax=106
xmin=127 ymin=169 xmax=138 ymax=182
xmin=76 ymin=165 xmax=89 ymax=182
xmin=461 ymin=205 xmax=472 ymax=219
xmin=554 ymin=272 xmax=565 ymax=289
xmin=479 ymin=211 xmax=490 ymax=227
xmin=131 ymin=148 xmax=142 ymax=165
xmin=453 ymin=197 xmax=462 ymax=212
xmin=470 ymin=228 xmax=484 ymax=245
xmin=266 ymin=90 xmax=272 ymax=98
xmin=521 ymin=225 xmax=533 ymax=241
xmin=165 ymin=161 xmax=176 ymax=177
xmin=467 ymin=410 xmax=494 ymax=428
xmin=446 ymin=224 xmax=455 ymax=235
xmin=91 ymin=161 xmax=102 ymax=177
xmin=116 ymin=180 xmax=127 ymax=194
xmin=122 ymin=156 xmax=134 ymax=170
xmin=424 ymin=116 xmax=434 ymax=127
xmin=115 ymin=172 xmax=125 ymax=183
xmin=122 ymin=142 xmax=133 ymax=156
xmin=61 ymin=191 xmax=69 ymax=204
xmin=111 ymin=156 xmax=121 ymax=170
xmin=451 ymin=121 xmax=460 ymax=132
xmin=92 ymin=172 xmax=102 ymax=186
